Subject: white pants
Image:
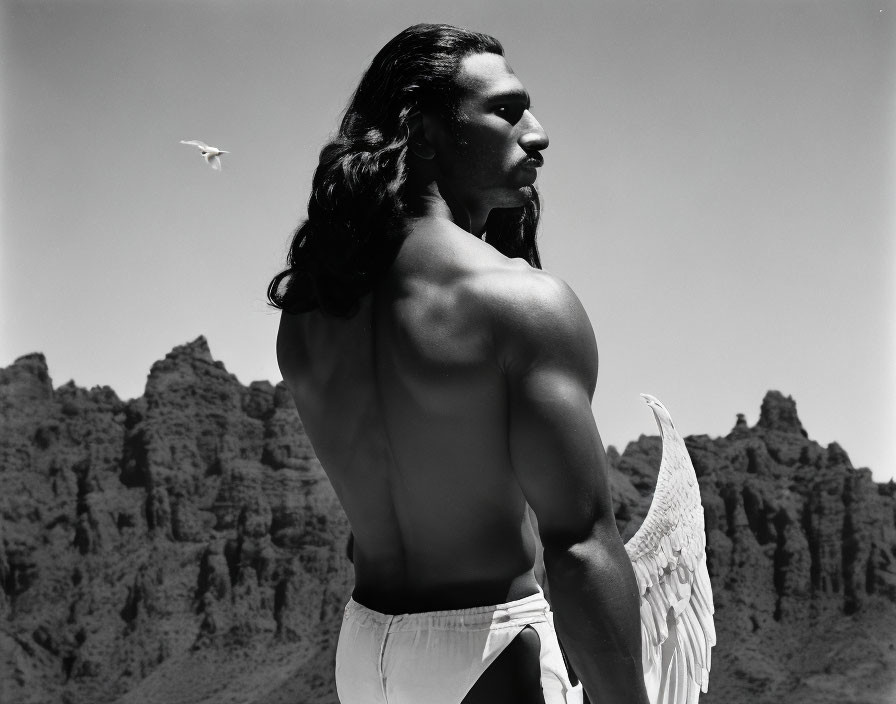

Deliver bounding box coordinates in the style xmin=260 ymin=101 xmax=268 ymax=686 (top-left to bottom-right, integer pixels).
xmin=335 ymin=590 xmax=583 ymax=704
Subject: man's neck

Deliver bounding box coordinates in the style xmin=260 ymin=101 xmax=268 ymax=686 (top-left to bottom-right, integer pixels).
xmin=410 ymin=180 xmax=488 ymax=237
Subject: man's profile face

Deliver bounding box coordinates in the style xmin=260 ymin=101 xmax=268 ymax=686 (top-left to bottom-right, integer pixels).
xmin=430 ymin=52 xmax=549 ymax=215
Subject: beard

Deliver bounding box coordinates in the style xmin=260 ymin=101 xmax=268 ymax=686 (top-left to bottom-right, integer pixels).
xmin=481 ymin=185 xmax=541 ymax=267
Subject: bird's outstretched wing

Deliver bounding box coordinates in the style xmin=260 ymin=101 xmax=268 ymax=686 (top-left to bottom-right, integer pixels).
xmin=624 ymin=394 xmax=716 ymax=704
xmin=180 ymin=139 xmax=210 ymax=149
xmin=207 ymin=154 xmax=222 ymax=171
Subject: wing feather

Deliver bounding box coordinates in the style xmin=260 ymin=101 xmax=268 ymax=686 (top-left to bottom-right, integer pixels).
xmin=624 ymin=395 xmax=716 ymax=704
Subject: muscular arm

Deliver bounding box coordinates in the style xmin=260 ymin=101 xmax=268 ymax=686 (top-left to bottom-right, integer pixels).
xmin=498 ymin=272 xmax=648 ymax=704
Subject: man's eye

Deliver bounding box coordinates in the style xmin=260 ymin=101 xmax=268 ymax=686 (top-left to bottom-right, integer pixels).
xmin=495 ymin=105 xmax=525 ymax=122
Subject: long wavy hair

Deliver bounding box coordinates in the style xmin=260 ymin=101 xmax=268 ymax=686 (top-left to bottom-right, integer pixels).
xmin=268 ymin=23 xmax=542 ymax=318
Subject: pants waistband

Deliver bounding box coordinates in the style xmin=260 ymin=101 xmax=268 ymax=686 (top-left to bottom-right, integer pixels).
xmin=344 ymin=589 xmax=550 ymax=632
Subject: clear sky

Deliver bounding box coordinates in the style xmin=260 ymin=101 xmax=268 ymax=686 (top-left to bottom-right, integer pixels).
xmin=2 ymin=0 xmax=893 ymax=482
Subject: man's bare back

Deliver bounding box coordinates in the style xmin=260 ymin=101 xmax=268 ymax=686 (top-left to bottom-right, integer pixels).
xmin=270 ymin=24 xmax=648 ymax=703
xmin=278 ymin=218 xmax=547 ymax=614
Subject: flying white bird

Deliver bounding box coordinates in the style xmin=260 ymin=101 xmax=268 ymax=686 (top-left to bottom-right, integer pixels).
xmin=624 ymin=394 xmax=716 ymax=704
xmin=180 ymin=140 xmax=229 ymax=171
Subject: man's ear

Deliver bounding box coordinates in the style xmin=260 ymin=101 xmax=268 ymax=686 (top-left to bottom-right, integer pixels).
xmin=407 ymin=111 xmax=436 ymax=160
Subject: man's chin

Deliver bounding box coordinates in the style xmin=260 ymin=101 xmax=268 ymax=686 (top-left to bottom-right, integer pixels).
xmin=494 ymin=185 xmax=536 ymax=208
xmin=505 ymin=185 xmax=536 ymax=207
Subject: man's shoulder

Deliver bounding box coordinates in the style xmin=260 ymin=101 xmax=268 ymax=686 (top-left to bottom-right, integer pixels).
xmin=469 ymin=260 xmax=589 ymax=338
xmin=402 ymin=223 xmax=575 ymax=324
xmin=463 ymin=259 xmax=597 ymax=379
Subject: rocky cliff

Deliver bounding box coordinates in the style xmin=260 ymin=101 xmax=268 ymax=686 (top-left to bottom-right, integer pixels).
xmin=1 ymin=339 xmax=893 ymax=704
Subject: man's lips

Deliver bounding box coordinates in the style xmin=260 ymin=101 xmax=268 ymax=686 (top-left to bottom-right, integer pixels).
xmin=522 ymin=153 xmax=544 ymax=168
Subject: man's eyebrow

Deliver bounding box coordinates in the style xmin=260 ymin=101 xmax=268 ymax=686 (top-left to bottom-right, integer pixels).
xmin=484 ymin=89 xmax=531 ymax=105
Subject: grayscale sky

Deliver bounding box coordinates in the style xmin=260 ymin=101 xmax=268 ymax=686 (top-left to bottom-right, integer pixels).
xmin=2 ymin=0 xmax=893 ymax=482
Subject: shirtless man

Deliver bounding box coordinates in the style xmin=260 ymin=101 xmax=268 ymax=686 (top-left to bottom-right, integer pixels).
xmin=270 ymin=24 xmax=648 ymax=704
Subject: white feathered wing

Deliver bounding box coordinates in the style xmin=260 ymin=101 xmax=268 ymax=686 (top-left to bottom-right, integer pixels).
xmin=624 ymin=394 xmax=716 ymax=704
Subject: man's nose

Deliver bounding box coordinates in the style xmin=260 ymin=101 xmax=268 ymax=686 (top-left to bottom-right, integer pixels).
xmin=519 ymin=111 xmax=549 ymax=152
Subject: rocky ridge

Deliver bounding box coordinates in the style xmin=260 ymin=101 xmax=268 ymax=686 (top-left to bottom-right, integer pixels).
xmin=1 ymin=339 xmax=894 ymax=704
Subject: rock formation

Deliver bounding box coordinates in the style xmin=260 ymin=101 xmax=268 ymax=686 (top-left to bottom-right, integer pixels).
xmin=0 ymin=339 xmax=351 ymax=704
xmin=1 ymin=342 xmax=893 ymax=704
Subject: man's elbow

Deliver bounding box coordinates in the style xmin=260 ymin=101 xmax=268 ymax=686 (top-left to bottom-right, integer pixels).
xmin=542 ymin=534 xmax=592 ymax=574
xmin=540 ymin=519 xmax=624 ymax=577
